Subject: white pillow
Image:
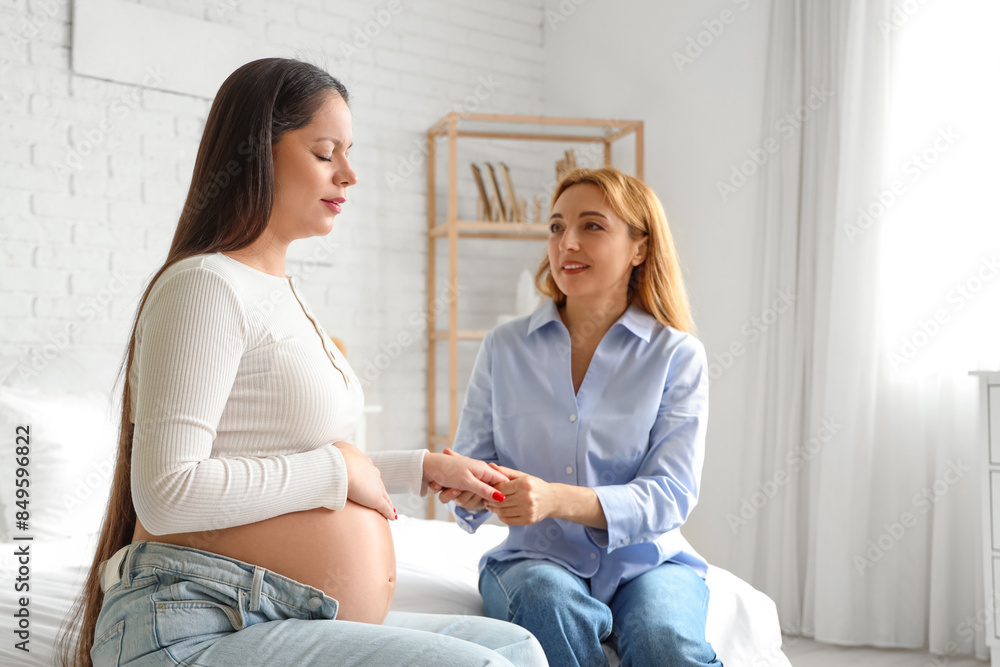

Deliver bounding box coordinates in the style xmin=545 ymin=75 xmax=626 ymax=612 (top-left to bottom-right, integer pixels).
xmin=0 ymin=388 xmax=121 ymax=541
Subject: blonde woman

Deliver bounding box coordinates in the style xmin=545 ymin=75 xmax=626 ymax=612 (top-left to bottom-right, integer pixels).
xmin=436 ymin=168 xmax=722 ymax=666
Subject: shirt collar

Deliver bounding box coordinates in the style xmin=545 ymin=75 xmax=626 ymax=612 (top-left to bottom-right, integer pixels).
xmin=527 ymin=299 xmax=658 ymax=342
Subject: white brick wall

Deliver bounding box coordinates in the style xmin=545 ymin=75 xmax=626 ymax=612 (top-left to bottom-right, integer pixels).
xmin=0 ymin=0 xmax=547 ymax=477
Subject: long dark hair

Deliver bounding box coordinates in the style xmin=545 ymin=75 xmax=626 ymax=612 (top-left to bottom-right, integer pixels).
xmin=57 ymin=57 xmax=349 ymax=667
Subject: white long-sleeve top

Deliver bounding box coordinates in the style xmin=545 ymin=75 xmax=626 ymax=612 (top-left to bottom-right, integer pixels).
xmin=129 ymin=252 xmax=424 ymax=535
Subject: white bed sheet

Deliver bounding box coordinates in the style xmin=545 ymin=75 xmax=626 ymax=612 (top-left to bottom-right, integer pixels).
xmin=0 ymin=520 xmax=791 ymax=666
xmin=389 ymin=515 xmax=791 ymax=667
xmin=0 ymin=534 xmax=96 ymax=666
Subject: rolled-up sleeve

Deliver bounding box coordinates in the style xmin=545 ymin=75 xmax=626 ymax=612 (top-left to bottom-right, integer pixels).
xmin=588 ymin=337 xmax=709 ymax=551
xmin=449 ymin=331 xmax=499 ymax=533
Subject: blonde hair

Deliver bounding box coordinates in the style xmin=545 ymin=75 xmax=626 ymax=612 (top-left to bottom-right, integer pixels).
xmin=534 ymin=167 xmax=695 ymax=334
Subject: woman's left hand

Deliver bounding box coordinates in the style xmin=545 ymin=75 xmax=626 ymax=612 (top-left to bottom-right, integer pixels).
xmin=483 ymin=463 xmax=559 ymax=526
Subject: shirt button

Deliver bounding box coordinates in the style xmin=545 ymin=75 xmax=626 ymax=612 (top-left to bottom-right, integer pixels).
xmin=307 ymin=596 xmax=323 ymax=610
xmin=590 ymin=553 xmax=597 ymax=560
xmin=569 ymin=414 xmax=577 ymax=422
xmin=565 ymin=466 xmax=573 ymax=475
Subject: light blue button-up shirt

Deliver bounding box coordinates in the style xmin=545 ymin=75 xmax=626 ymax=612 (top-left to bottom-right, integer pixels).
xmin=450 ymin=299 xmax=709 ymax=604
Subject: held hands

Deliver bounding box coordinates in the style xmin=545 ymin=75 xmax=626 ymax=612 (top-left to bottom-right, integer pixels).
xmin=333 ymin=441 xmax=395 ymax=521
xmin=432 ymin=457 xmax=558 ymax=526
xmin=428 ymin=449 xmax=492 ymax=512
xmin=423 ymin=448 xmax=510 ymax=506
xmin=483 ymin=463 xmax=558 ymax=525
xmin=435 ymin=459 xmax=608 ymax=530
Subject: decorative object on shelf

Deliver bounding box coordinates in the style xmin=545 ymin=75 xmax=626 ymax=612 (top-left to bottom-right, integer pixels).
xmin=498 ymin=162 xmax=522 ymax=222
xmin=470 ymin=163 xmax=493 ymax=222
xmin=556 ymin=149 xmax=578 ymax=182
xmin=485 ymin=162 xmax=509 ymax=222
xmin=496 ymin=269 xmax=545 ymax=326
xmin=425 ymin=112 xmax=643 ymax=520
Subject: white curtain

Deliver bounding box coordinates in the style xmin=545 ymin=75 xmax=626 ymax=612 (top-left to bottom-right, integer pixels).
xmin=731 ymin=0 xmax=998 ymax=657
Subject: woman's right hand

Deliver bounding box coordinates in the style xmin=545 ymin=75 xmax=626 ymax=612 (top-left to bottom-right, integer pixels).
xmin=333 ymin=441 xmax=395 ymax=521
xmin=428 ymin=449 xmax=493 ymax=512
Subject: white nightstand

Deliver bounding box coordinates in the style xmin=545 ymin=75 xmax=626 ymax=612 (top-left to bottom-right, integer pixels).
xmin=972 ymin=370 xmax=1000 ymax=665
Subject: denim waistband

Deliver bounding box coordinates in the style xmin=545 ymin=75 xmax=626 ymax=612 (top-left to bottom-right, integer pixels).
xmin=98 ymin=541 xmax=339 ymax=619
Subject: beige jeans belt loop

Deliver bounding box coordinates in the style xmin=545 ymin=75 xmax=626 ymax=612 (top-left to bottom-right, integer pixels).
xmin=99 ymin=544 xmax=131 ymax=594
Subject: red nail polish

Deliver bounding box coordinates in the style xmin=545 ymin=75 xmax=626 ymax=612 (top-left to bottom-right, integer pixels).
xmin=493 ymin=491 xmax=505 ymax=502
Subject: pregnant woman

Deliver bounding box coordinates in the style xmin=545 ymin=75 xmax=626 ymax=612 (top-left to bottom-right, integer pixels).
xmin=436 ymin=167 xmax=722 ymax=666
xmin=58 ymin=58 xmax=545 ymax=667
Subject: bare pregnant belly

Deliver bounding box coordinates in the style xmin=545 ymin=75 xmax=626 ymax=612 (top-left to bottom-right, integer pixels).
xmin=131 ymin=501 xmax=396 ymax=624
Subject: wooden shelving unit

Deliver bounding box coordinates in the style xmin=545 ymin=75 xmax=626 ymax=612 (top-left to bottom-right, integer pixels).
xmin=424 ymin=112 xmax=644 ymax=518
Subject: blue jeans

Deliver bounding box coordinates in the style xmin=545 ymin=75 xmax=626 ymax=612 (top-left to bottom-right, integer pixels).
xmin=480 ymin=558 xmax=722 ymax=667
xmin=92 ymin=541 xmax=547 ymax=666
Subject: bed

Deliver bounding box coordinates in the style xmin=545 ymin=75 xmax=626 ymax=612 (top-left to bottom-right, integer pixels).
xmin=0 ymin=384 xmax=792 ymax=666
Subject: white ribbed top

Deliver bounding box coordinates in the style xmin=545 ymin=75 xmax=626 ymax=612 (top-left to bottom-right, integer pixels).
xmin=129 ymin=252 xmax=424 ymax=535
